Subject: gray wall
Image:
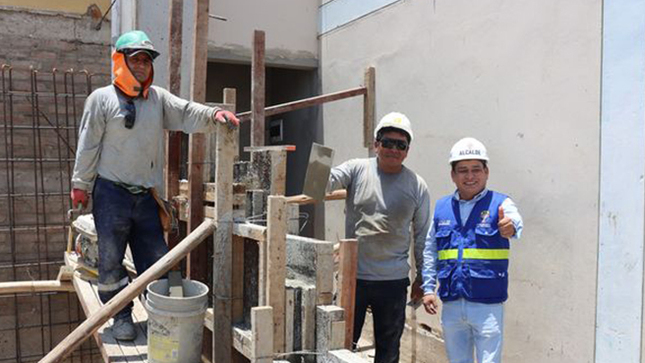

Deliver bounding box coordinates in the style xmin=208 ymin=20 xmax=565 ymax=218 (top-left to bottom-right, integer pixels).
xmin=321 ymin=1 xmax=602 ymax=362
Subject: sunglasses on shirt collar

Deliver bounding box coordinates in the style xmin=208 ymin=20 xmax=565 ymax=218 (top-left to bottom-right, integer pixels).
xmin=123 ymin=100 xmax=136 ymax=129
xmin=379 ymin=137 xmax=409 ymax=151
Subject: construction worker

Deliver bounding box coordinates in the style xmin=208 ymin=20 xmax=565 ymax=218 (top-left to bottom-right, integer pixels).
xmin=70 ymin=30 xmax=239 ymax=341
xmin=328 ymin=112 xmax=431 ymax=363
xmin=421 ymin=137 xmax=523 ymax=363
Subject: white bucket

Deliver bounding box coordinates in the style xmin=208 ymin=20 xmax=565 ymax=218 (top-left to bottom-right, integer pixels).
xmin=145 ymin=279 xmax=209 ymax=363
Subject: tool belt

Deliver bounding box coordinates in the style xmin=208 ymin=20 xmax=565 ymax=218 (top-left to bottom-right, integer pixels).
xmin=150 ymin=188 xmax=178 ymax=233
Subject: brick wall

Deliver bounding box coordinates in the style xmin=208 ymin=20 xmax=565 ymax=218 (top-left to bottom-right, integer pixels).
xmin=0 ymin=6 xmax=111 ymax=362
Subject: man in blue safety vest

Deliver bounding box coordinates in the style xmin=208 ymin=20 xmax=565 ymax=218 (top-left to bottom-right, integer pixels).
xmin=421 ymin=137 xmax=523 ymax=363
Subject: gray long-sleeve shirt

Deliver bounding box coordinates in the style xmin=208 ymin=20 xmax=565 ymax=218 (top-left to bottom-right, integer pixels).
xmin=72 ymin=85 xmax=219 ymax=192
xmin=329 ymin=158 xmax=431 ymax=281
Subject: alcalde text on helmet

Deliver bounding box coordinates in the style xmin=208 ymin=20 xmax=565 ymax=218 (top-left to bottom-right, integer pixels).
xmin=459 ymin=150 xmax=481 ymax=156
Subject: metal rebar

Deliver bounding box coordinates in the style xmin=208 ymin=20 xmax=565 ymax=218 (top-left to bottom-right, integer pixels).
xmin=2 ymin=64 xmax=22 ymax=363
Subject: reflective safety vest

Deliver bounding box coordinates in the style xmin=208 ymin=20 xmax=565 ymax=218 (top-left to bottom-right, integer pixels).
xmin=434 ymin=190 xmax=510 ymax=304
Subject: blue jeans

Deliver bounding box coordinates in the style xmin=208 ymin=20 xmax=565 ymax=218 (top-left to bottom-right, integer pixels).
xmin=353 ymin=278 xmax=409 ymax=363
xmin=441 ymin=299 xmax=504 ymax=363
xmin=93 ymin=177 xmax=168 ymax=319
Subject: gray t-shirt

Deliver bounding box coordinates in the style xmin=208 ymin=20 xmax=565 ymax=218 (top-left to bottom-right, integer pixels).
xmin=329 ymin=158 xmax=431 ymax=281
xmin=72 ymin=85 xmax=219 ymax=192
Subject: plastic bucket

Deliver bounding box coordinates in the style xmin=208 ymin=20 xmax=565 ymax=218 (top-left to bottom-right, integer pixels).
xmin=145 ymin=279 xmax=209 ymax=363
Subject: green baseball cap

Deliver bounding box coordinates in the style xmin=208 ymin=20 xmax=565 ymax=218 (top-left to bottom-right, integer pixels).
xmin=115 ymin=30 xmax=160 ymax=60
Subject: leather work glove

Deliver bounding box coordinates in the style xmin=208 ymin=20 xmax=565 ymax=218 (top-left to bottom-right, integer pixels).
xmin=213 ymin=109 xmax=240 ymax=129
xmin=70 ymin=188 xmax=88 ymax=209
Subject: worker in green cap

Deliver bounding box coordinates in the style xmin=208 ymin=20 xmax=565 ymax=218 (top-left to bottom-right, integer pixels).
xmin=70 ymin=30 xmax=239 ymax=341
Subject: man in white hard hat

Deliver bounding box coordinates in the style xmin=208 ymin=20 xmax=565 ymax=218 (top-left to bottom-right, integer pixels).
xmin=70 ymin=30 xmax=239 ymax=341
xmin=328 ymin=112 xmax=431 ymax=363
xmin=421 ymin=137 xmax=523 ymax=363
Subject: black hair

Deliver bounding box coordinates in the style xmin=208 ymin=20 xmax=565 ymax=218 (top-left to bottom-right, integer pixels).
xmin=451 ymin=160 xmax=488 ymax=172
xmin=376 ymin=127 xmax=411 ymax=144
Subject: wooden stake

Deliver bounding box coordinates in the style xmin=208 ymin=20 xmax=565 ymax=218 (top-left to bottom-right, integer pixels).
xmin=40 ymin=220 xmax=216 ymax=363
xmin=266 ymin=196 xmax=287 ymax=352
xmin=338 ymin=239 xmax=358 ymax=349
xmin=251 ymin=30 xmax=266 ymax=146
xmin=363 ymin=67 xmax=375 ymax=154
xmin=213 ymin=122 xmax=237 ymax=363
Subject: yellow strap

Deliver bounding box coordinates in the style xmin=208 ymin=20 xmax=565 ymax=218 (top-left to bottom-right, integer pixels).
xmin=438 ymin=248 xmax=509 ymax=260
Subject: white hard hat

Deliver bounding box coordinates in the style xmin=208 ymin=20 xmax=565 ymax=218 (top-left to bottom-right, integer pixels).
xmin=374 ymin=112 xmax=413 ymax=141
xmin=449 ymin=137 xmax=489 ymax=163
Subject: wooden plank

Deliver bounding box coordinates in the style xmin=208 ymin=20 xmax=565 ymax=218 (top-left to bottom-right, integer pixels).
xmin=269 ymin=150 xmax=287 ymax=196
xmin=338 ymin=239 xmax=358 ymax=350
xmin=213 ymin=121 xmax=237 ymax=363
xmin=251 ymin=30 xmax=265 ymax=147
xmin=266 ymin=196 xmax=287 ymax=353
xmin=224 ymin=88 xmax=239 ymax=160
xmin=187 ymin=0 xmax=210 ymax=283
xmin=285 ymin=287 xmax=295 ymax=353
xmin=233 ymin=222 xmax=266 ymax=242
xmin=70 ymin=273 xmax=120 ymax=363
xmin=232 ymin=235 xmax=245 ymax=323
xmin=165 ymin=0 xmax=183 ymax=252
xmin=285 ymin=190 xmax=348 ymax=205
xmin=0 ymin=280 xmax=74 ymax=294
xmin=301 ymin=287 xmax=317 ymax=351
xmin=42 ymin=220 xmax=216 ymax=362
xmin=237 ymin=87 xmax=367 ymax=123
xmin=251 ymin=306 xmax=273 ymax=363
xmin=363 ymin=67 xmax=375 ymax=151
xmin=233 ymin=325 xmax=253 ymax=359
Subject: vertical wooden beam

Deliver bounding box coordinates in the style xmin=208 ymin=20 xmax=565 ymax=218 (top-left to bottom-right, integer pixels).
xmin=338 ymin=239 xmax=358 ymax=350
xmin=187 ymin=0 xmax=209 ymax=282
xmin=266 ymin=196 xmax=287 ymax=353
xmin=213 ymin=122 xmax=236 ymax=363
xmin=224 ymin=88 xmax=240 ymax=160
xmin=268 ymin=150 xmax=287 ymax=196
xmin=165 ymin=0 xmax=183 ymax=251
xmin=251 ymin=306 xmax=274 ymax=363
xmin=251 ymin=30 xmax=266 ymax=147
xmin=363 ymin=67 xmax=375 ymax=154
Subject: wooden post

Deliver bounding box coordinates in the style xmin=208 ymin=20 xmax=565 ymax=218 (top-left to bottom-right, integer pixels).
xmin=187 ymin=0 xmax=209 ymax=282
xmin=268 ymin=150 xmax=287 ymax=196
xmin=251 ymin=30 xmax=265 ymax=146
xmin=338 ymin=239 xmax=358 ymax=349
xmin=251 ymin=306 xmax=274 ymax=363
xmin=213 ymin=122 xmax=237 ymax=363
xmin=266 ymin=196 xmax=287 ymax=353
xmin=363 ymin=67 xmax=375 ymax=155
xmin=165 ymin=0 xmax=183 ymax=252
xmin=40 ymin=220 xmax=216 ymax=363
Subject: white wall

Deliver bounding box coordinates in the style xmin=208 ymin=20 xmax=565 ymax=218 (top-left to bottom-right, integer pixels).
xmin=321 ymin=1 xmax=602 ymax=362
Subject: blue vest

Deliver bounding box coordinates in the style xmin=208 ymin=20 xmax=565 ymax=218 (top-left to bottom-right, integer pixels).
xmin=434 ymin=190 xmax=510 ymax=304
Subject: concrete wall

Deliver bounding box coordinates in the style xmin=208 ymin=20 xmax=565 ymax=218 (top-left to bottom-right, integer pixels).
xmin=321 ymin=1 xmax=601 ymax=362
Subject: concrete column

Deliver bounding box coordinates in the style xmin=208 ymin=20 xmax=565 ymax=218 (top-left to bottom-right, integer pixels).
xmin=596 ymin=1 xmax=645 ymax=362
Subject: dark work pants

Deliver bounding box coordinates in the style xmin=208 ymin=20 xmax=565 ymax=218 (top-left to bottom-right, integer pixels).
xmin=93 ymin=177 xmax=168 ymax=319
xmin=353 ymin=278 xmax=409 ymax=363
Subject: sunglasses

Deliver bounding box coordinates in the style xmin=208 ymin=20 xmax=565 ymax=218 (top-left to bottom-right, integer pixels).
xmin=124 ymin=100 xmax=136 ymax=129
xmin=379 ymin=137 xmax=409 ymax=151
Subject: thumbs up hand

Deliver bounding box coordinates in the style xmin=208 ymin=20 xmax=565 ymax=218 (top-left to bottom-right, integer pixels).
xmin=498 ymin=205 xmax=515 ymax=238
